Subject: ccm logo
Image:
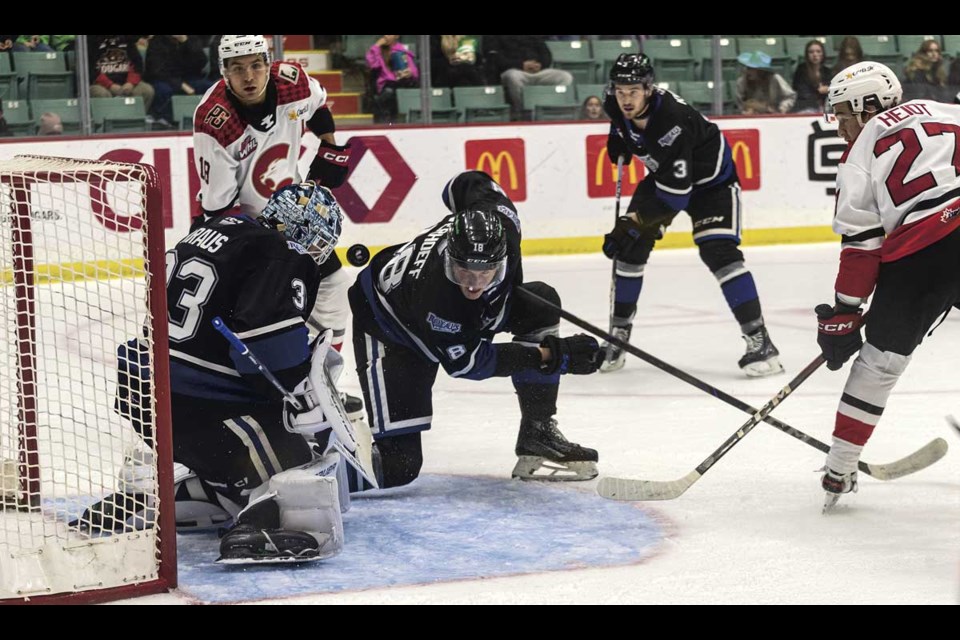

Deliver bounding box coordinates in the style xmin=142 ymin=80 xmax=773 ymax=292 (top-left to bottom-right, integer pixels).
xmin=818 ymin=321 xmax=855 ymax=332
xmin=322 ymin=151 xmax=350 ymax=165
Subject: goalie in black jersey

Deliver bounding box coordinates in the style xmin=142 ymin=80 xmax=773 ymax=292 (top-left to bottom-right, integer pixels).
xmin=83 ymin=182 xmax=370 ymax=564
xmin=599 ymin=53 xmax=783 ymax=377
xmin=348 ymin=170 xmax=603 ymax=486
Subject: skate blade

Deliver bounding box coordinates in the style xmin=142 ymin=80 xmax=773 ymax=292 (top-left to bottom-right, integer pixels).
xmin=599 ymin=357 xmax=626 ymax=373
xmin=216 ymin=547 xmax=340 ymax=565
xmin=822 ymin=492 xmax=842 ymax=514
xmin=512 ymin=457 xmax=598 ymax=482
xmin=741 ymin=356 xmax=785 ymax=378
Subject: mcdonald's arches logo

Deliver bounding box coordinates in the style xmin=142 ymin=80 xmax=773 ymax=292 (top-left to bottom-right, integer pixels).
xmin=585 ymin=135 xmax=644 ymax=198
xmin=465 ymin=139 xmax=526 ymax=202
xmin=722 ymin=129 xmax=760 ymax=191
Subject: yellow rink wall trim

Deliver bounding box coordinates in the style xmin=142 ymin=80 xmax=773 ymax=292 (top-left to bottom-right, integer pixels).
xmin=3 ymin=227 xmax=837 ymax=285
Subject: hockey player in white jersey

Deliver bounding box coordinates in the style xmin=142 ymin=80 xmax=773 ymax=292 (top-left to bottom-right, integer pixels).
xmin=192 ymin=34 xmax=361 ymax=417
xmin=816 ymin=61 xmax=960 ymax=511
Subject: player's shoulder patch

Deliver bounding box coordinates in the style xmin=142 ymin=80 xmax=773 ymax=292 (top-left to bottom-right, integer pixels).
xmin=273 ymin=61 xmax=311 ymax=105
xmin=194 ymin=83 xmax=245 ymax=147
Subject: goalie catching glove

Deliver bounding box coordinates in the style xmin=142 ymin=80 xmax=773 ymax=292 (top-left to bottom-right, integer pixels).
xmin=307 ymin=141 xmax=352 ymax=188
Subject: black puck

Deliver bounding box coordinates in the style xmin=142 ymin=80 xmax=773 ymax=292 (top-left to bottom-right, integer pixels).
xmin=346 ymin=243 xmax=371 ymax=267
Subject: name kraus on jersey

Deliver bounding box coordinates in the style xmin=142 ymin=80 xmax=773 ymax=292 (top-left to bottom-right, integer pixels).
xmin=357 ymin=171 xmax=523 ymax=380
xmin=164 ymin=215 xmax=321 ymax=402
xmin=193 ymin=60 xmax=328 ymax=216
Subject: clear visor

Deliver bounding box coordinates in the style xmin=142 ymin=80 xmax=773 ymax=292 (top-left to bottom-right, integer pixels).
xmin=443 ymin=254 xmax=507 ymax=292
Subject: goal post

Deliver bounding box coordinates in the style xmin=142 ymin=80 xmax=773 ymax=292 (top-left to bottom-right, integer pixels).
xmin=0 ymin=155 xmax=175 ymax=603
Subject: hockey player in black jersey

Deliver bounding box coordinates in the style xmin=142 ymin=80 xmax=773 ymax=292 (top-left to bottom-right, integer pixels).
xmin=86 ymin=182 xmax=364 ymax=564
xmin=599 ymin=53 xmax=782 ymax=377
xmin=348 ymin=170 xmax=603 ymax=486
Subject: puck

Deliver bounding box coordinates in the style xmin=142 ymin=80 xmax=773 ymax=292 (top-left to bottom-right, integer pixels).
xmin=346 ymin=243 xmax=371 ymax=267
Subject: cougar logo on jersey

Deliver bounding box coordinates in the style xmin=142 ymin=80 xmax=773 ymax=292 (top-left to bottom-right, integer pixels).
xmin=204 ymin=104 xmax=231 ymax=129
xmin=238 ymin=135 xmax=258 ymax=160
xmin=259 ymin=158 xmax=290 ymax=192
xmin=427 ymin=312 xmax=462 ymax=334
xmin=658 ymin=126 xmax=683 ymax=147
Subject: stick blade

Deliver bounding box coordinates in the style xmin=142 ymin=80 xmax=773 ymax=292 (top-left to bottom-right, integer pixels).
xmin=861 ymin=437 xmax=949 ymax=481
xmin=597 ymin=471 xmax=701 ymax=501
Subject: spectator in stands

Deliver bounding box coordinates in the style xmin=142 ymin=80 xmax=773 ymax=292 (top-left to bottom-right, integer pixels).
xmin=903 ymin=39 xmax=949 ymax=102
xmin=580 ymin=94 xmax=606 ymax=120
xmin=50 ymin=36 xmax=75 ymax=52
xmin=482 ymin=35 xmax=574 ymax=120
xmin=430 ymin=35 xmax=484 ymax=88
xmin=144 ymin=35 xmax=215 ymax=128
xmin=13 ymin=35 xmax=54 ymax=52
xmin=88 ymin=35 xmax=155 ymax=115
xmin=37 ymin=112 xmax=63 ymax=135
xmin=0 ymin=36 xmax=16 ymax=51
xmin=735 ymin=51 xmax=796 ymax=115
xmin=831 ymin=36 xmax=864 ymax=76
xmin=0 ymin=107 xmax=11 ymax=137
xmin=366 ymin=35 xmax=419 ymax=124
xmin=792 ymin=39 xmax=830 ymax=113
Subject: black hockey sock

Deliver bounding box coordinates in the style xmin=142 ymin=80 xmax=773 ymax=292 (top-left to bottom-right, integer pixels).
xmin=515 ymin=383 xmax=559 ymax=422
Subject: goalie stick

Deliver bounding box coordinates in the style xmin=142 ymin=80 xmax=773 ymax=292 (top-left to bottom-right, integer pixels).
xmin=212 ymin=317 xmax=379 ymax=488
xmin=517 ymin=286 xmax=948 ymax=482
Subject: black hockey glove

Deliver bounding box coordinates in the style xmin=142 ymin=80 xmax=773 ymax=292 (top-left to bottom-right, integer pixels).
xmin=606 ymin=133 xmax=632 ymax=166
xmin=602 ymin=215 xmax=644 ymax=259
xmin=307 ymin=141 xmax=352 ymax=188
xmin=815 ymin=302 xmax=864 ymax=371
xmin=540 ymin=334 xmax=602 ymax=375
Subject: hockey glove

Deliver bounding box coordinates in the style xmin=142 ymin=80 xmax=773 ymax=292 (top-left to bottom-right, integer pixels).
xmin=307 ymin=141 xmax=352 ymax=188
xmin=540 ymin=334 xmax=602 ymax=375
xmin=602 ymin=215 xmax=644 ymax=259
xmin=606 ymin=133 xmax=632 ymax=166
xmin=815 ymin=302 xmax=864 ymax=371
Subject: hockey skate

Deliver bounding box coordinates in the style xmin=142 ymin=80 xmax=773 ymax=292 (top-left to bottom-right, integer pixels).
xmin=600 ymin=324 xmax=632 ymax=373
xmin=512 ymin=418 xmax=598 ymax=481
xmin=821 ymin=468 xmax=858 ymax=514
xmin=738 ymin=326 xmax=784 ymax=377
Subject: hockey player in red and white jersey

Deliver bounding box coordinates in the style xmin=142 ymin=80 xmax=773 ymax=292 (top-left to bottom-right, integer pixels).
xmin=816 ymin=61 xmax=960 ymax=511
xmin=193 ymin=35 xmax=361 ymax=417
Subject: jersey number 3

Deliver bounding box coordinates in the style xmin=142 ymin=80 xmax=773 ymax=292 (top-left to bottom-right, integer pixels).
xmin=875 ymin=122 xmax=960 ymax=206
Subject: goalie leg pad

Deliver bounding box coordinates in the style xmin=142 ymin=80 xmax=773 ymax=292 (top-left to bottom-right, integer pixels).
xmin=217 ymin=454 xmax=344 ymax=564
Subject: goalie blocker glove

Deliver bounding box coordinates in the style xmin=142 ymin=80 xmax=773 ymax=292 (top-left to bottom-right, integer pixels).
xmin=308 ymin=140 xmax=352 ymax=188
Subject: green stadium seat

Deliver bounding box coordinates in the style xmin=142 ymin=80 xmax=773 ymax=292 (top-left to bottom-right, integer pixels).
xmin=643 ymin=38 xmax=696 ymax=81
xmin=897 ymin=35 xmax=941 ymax=57
xmin=91 ymin=96 xmax=146 ymax=133
xmin=30 ymin=98 xmax=81 ymax=134
xmin=546 ymin=40 xmax=597 ymax=85
xmin=522 ymin=84 xmax=578 ymax=121
xmin=943 ymin=35 xmax=960 ymax=57
xmin=453 ymin=86 xmax=510 ymax=123
xmin=576 ymin=83 xmax=608 ymax=102
xmin=854 ymin=35 xmax=901 ymax=64
xmin=1 ymin=99 xmax=35 ymax=136
xmin=397 ymin=87 xmax=459 ymax=123
xmin=676 ymin=80 xmax=732 ymax=116
xmin=172 ymin=94 xmax=203 ymax=129
xmin=689 ymin=37 xmax=738 ymax=81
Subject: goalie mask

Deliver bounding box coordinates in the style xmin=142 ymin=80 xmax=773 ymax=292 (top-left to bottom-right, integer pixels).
xmin=219 ymin=35 xmax=271 ymax=76
xmin=260 ymin=182 xmax=343 ymax=265
xmin=443 ymin=210 xmax=508 ymax=293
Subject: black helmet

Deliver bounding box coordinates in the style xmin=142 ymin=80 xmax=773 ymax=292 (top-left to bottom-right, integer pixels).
xmin=443 ymin=210 xmax=508 ymax=291
xmin=609 ymin=53 xmax=655 ymax=86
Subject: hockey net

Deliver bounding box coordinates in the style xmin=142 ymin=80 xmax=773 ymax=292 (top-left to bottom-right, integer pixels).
xmin=0 ymin=155 xmax=175 ymax=603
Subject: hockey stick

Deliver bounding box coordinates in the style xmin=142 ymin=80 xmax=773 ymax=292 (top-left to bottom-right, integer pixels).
xmin=598 ymin=353 xmax=826 ymax=501
xmin=607 ymin=155 xmax=624 ymax=328
xmin=212 ymin=317 xmax=379 ymax=488
xmin=516 ymin=286 xmax=948 ymax=481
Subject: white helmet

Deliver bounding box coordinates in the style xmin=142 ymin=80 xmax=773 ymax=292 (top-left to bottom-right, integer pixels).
xmin=827 ymin=61 xmax=902 ymax=115
xmin=218 ymin=35 xmax=271 ymax=75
